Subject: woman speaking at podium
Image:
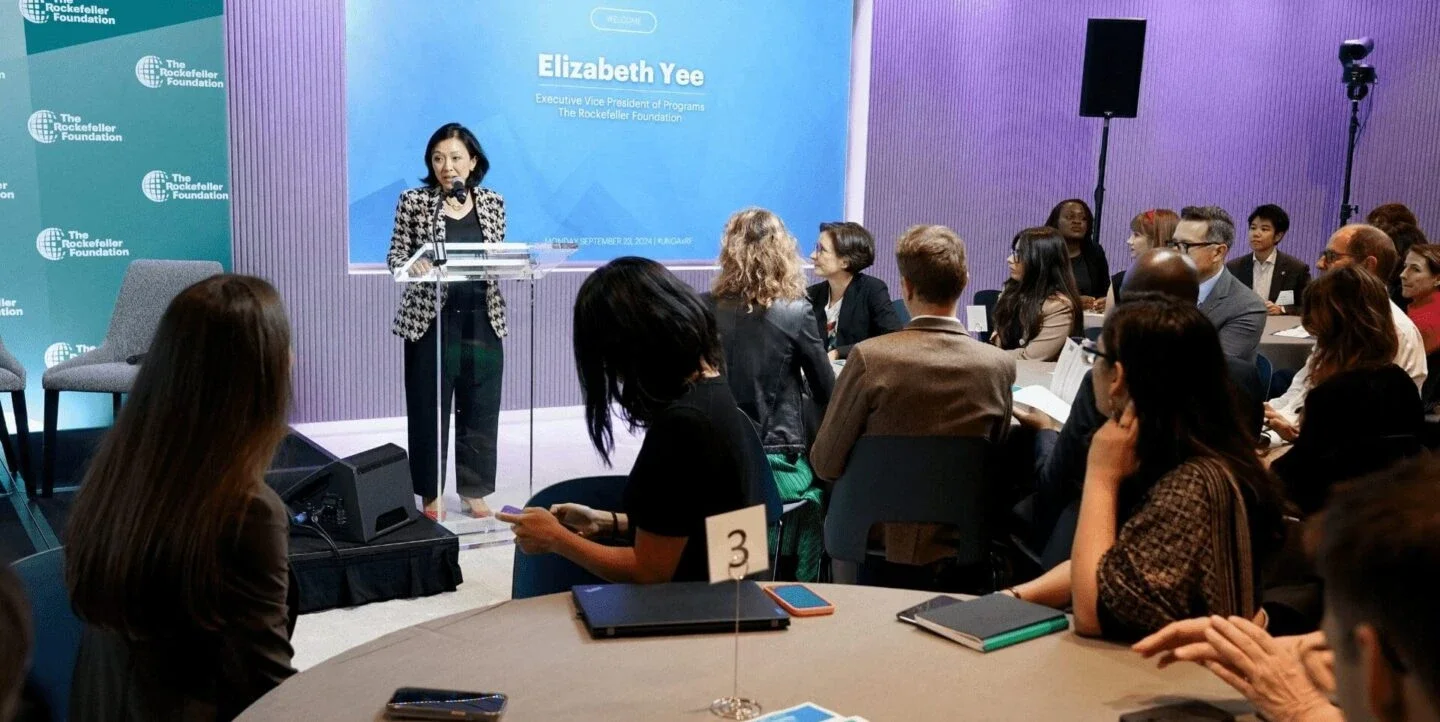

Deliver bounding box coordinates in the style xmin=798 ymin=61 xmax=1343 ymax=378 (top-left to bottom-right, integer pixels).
xmin=387 ymin=122 xmax=507 ymax=520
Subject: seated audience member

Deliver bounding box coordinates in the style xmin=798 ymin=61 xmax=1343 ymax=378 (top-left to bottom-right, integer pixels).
xmin=1095 ymin=208 xmax=1179 ymax=312
xmin=66 ymin=275 xmax=297 ymax=721
xmin=1 ymin=565 xmax=30 ymax=722
xmin=1013 ymin=249 xmax=1265 ymax=566
xmin=707 ymin=208 xmax=834 ymax=581
xmin=1400 ymin=244 xmax=1440 ymax=355
xmin=990 ymin=226 xmax=1084 ymax=361
xmin=1008 ymin=297 xmax=1286 ymax=641
xmin=1045 ymin=198 xmax=1111 ymax=305
xmin=1228 ymin=204 xmax=1312 ymax=316
xmin=1136 ymin=455 xmax=1440 ymax=722
xmin=500 ymin=258 xmax=761 ymax=583
xmin=811 ymin=224 xmax=1014 ymax=566
xmin=1316 ymin=223 xmax=1428 ymax=389
xmin=1367 ymin=202 xmax=1429 ymax=309
xmin=807 ymin=221 xmax=903 ymax=360
xmin=1168 ymin=205 xmax=1268 ymax=361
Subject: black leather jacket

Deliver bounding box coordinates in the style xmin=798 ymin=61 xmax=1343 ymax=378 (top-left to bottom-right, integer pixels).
xmin=706 ymin=296 xmax=835 ymax=454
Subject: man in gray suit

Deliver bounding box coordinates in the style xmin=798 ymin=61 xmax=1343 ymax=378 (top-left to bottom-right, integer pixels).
xmin=1168 ymin=205 xmax=1267 ymax=361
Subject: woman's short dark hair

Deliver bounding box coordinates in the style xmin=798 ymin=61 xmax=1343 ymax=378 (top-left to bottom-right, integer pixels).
xmin=1045 ymin=198 xmax=1094 ymax=242
xmin=420 ymin=122 xmax=490 ymax=188
xmin=819 ymin=221 xmax=875 ymax=274
xmin=1365 ymin=202 xmax=1419 ymax=235
xmin=574 ymin=257 xmax=723 ymax=465
xmin=1100 ymin=297 xmax=1286 ymax=556
xmin=1247 ymin=204 xmax=1291 ymax=236
xmin=993 ymin=226 xmax=1083 ymax=348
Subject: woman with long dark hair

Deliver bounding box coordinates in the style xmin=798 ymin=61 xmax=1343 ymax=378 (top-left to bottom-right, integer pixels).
xmin=991 ymin=226 xmax=1084 ymax=361
xmin=1045 ymin=198 xmax=1111 ymax=306
xmin=1264 ymin=266 xmax=1399 ymax=443
xmin=498 ymin=258 xmax=764 ymax=583
xmin=1009 ymin=296 xmax=1286 ymax=641
xmin=66 ymin=275 xmax=296 ymax=720
xmin=388 ymin=122 xmax=507 ymax=519
xmin=708 ymin=208 xmax=834 ymax=580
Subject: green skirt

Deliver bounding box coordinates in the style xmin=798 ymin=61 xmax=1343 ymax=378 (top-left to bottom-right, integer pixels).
xmin=767 ymin=453 xmax=825 ymax=582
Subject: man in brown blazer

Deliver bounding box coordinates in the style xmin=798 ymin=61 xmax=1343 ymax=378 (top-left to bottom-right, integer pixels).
xmin=811 ymin=224 xmax=1016 ymax=565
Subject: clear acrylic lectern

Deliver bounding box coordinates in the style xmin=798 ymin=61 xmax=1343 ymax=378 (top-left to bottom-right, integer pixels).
xmin=394 ymin=241 xmax=578 ymax=538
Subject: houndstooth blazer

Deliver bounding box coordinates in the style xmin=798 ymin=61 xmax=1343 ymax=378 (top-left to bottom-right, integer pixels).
xmin=387 ymin=185 xmax=508 ymax=342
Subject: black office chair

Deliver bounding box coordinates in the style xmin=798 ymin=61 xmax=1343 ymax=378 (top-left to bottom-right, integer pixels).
xmin=509 ymin=476 xmax=628 ymax=600
xmin=891 ymin=298 xmax=911 ymax=325
xmin=824 ymin=436 xmax=995 ymax=586
xmin=11 ymin=548 xmax=82 ymax=721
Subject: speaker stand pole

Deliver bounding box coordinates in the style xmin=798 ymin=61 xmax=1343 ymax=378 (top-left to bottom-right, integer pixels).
xmin=1339 ymin=97 xmax=1362 ymax=226
xmin=528 ymin=277 xmax=536 ymax=500
xmin=1092 ymin=111 xmax=1114 ymax=246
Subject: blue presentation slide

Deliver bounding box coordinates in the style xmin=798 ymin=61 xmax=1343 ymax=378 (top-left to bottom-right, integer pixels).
xmin=346 ymin=1 xmax=852 ymax=267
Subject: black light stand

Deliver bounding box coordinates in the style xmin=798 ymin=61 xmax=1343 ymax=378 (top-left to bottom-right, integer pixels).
xmin=1338 ymin=39 xmax=1377 ymax=226
xmin=1092 ymin=112 xmax=1114 ymax=247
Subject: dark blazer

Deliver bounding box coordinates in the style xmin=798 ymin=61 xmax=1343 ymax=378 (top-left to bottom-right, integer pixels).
xmin=70 ymin=486 xmax=296 ymax=721
xmin=1071 ymin=238 xmax=1112 ymax=299
xmin=1199 ymin=268 xmax=1268 ymax=362
xmin=806 ymin=273 xmax=904 ymax=360
xmin=386 ymin=186 xmax=508 ymax=342
xmin=706 ymin=296 xmax=836 ymax=454
xmin=1226 ymin=251 xmax=1311 ymax=314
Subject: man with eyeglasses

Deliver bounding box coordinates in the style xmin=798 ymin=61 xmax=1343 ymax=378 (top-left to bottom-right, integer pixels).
xmin=1265 ymin=224 xmax=1427 ymax=442
xmin=1167 ymin=205 xmax=1268 ymax=362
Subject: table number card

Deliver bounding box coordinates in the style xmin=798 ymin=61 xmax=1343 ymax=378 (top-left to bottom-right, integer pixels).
xmin=704 ymin=504 xmax=769 ymax=583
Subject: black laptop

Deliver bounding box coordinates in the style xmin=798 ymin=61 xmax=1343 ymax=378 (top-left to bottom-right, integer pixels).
xmin=572 ymin=581 xmax=791 ymax=639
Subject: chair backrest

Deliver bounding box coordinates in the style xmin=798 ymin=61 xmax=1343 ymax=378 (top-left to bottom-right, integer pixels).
xmin=11 ymin=548 xmax=81 ymax=721
xmin=0 ymin=335 xmax=24 ymax=385
xmin=739 ymin=419 xmax=782 ymax=527
xmin=824 ymin=435 xmax=993 ymax=566
xmin=510 ymin=476 xmax=628 ymax=600
xmin=105 ymin=260 xmax=224 ymax=357
xmin=891 ymin=298 xmax=911 ymax=325
xmin=1254 ymin=353 xmax=1274 ymax=400
xmin=1423 ymin=350 xmax=1440 ymax=408
xmin=972 ymin=289 xmax=1002 ymax=343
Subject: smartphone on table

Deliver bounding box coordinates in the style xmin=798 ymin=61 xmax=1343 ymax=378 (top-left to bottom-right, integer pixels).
xmin=385 ymin=687 xmax=508 ymax=721
xmin=764 ymin=584 xmax=836 ymax=616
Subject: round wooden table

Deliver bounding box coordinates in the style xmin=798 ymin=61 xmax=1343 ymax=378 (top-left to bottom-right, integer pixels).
xmin=239 ymin=585 xmax=1247 ymax=721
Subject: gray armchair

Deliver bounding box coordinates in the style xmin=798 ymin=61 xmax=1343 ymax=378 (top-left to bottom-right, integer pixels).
xmin=0 ymin=336 xmax=31 ymax=492
xmin=41 ymin=259 xmax=223 ymax=495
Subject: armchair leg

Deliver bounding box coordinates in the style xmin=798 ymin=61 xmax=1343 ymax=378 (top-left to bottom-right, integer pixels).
xmin=13 ymin=391 xmax=31 ymax=491
xmin=43 ymin=390 xmax=58 ymax=497
xmin=0 ymin=398 xmax=15 ymax=485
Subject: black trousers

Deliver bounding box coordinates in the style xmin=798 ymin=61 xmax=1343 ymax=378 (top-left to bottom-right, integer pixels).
xmin=402 ymin=308 xmax=504 ymax=499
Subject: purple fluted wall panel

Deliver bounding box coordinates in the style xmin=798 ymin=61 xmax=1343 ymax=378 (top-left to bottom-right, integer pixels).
xmin=862 ymin=1 xmax=1440 ymax=301
xmin=227 ymin=1 xmax=1440 ymax=423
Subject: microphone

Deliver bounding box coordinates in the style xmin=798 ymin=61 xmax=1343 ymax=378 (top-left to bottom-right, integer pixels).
xmin=448 ymin=177 xmax=467 ymax=201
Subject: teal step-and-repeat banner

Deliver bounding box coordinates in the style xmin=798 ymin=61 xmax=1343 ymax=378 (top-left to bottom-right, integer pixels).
xmin=0 ymin=0 xmax=231 ymax=431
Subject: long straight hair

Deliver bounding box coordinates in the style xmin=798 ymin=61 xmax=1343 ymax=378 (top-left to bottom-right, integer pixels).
xmin=1101 ymin=298 xmax=1286 ymax=550
xmin=993 ymin=226 xmax=1083 ymax=348
xmin=574 ymin=257 xmax=723 ymax=465
xmin=66 ymin=275 xmax=293 ymax=638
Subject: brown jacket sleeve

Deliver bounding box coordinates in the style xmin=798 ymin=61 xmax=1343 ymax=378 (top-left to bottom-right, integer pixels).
xmin=810 ymin=346 xmax=871 ymax=481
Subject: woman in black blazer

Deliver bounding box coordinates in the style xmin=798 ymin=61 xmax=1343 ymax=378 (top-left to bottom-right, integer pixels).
xmin=387 ymin=123 xmax=508 ymax=519
xmin=806 ymin=221 xmax=903 ymax=360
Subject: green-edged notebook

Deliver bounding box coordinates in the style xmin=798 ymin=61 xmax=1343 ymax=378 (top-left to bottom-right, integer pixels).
xmin=912 ymin=593 xmax=1069 ymax=652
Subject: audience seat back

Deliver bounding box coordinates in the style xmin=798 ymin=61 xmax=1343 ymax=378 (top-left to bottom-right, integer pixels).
xmin=510 ymin=477 xmax=628 ymax=599
xmin=11 ymin=547 xmax=79 ymax=721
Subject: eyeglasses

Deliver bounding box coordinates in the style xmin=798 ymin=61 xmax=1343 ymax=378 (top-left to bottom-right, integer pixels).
xmin=1320 ymin=248 xmax=1357 ymax=264
xmin=813 ymin=244 xmax=834 ymax=256
xmin=1166 ymin=240 xmax=1221 ymax=253
xmin=1079 ymin=338 xmax=1114 ymax=365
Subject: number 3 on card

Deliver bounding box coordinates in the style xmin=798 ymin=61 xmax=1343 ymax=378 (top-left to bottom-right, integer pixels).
xmin=704 ymin=504 xmax=768 ymax=583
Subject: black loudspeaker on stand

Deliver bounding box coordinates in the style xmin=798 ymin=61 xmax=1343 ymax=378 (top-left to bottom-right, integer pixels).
xmin=279 ymin=444 xmax=419 ymax=544
xmin=1079 ymin=18 xmax=1147 ymax=245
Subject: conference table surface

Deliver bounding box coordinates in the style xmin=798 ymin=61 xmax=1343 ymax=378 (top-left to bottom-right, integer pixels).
xmin=239 ymin=585 xmax=1248 ymax=722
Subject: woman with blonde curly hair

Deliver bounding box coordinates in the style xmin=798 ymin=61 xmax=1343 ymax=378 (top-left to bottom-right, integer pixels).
xmin=707 ymin=207 xmax=835 ymax=581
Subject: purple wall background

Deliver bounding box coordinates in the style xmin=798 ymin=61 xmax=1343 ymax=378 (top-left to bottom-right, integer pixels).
xmin=227 ymin=1 xmax=1440 ymax=423
xmin=861 ymin=1 xmax=1440 ymax=298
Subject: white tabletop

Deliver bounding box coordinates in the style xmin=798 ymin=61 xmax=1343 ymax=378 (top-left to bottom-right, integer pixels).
xmin=239 ymin=585 xmax=1247 ymax=721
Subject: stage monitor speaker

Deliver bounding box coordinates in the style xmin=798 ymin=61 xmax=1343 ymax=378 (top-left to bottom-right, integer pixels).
xmin=282 ymin=443 xmax=419 ymax=543
xmin=1079 ymin=18 xmax=1146 ymax=118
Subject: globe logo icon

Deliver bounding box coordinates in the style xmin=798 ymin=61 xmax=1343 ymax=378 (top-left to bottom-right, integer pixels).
xmin=36 ymin=227 xmax=66 ymax=261
xmin=18 ymin=0 xmax=49 ymax=24
xmin=44 ymin=343 xmax=76 ymax=369
xmin=142 ymin=170 xmax=169 ymax=202
xmin=27 ymin=110 xmax=58 ymax=143
xmin=135 ymin=56 xmax=165 ymax=88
